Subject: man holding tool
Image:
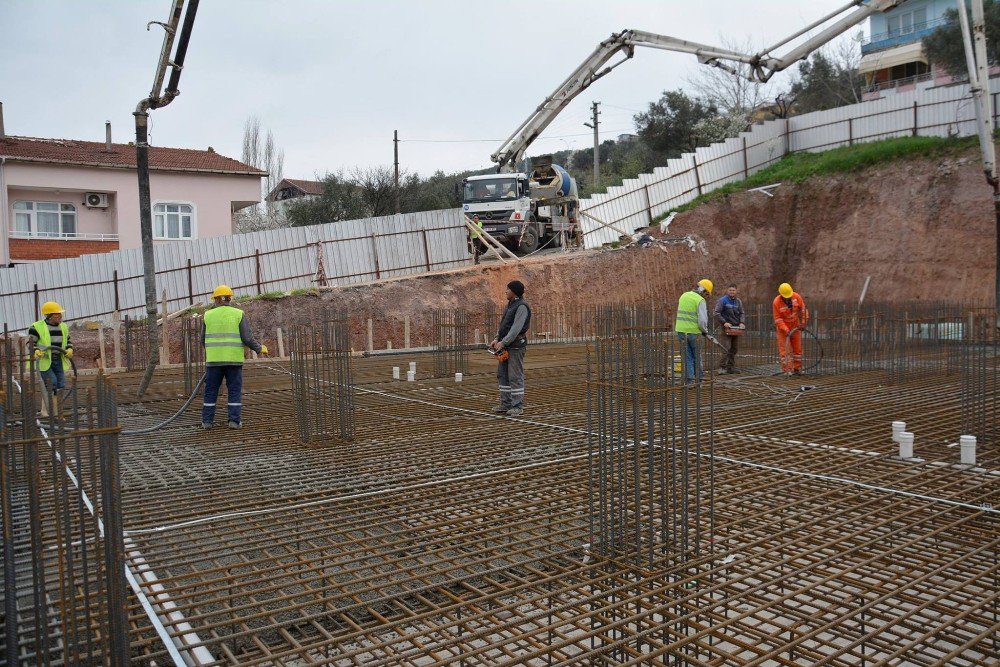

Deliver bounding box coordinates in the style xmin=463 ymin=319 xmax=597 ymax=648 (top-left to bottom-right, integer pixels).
xmin=714 ymin=284 xmax=745 ymax=374
xmin=674 ymin=279 xmax=713 ymax=384
xmin=28 ymin=301 xmax=73 ymax=418
xmin=489 ymin=280 xmax=531 ymax=417
xmin=773 ymin=282 xmax=809 ymax=376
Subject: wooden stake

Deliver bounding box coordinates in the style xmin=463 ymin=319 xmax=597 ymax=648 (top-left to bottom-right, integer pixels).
xmin=113 ymin=310 xmax=123 ymax=369
xmin=404 ymin=315 xmax=410 ymax=349
xmin=276 ymin=327 xmax=285 ymax=358
xmin=97 ymin=327 xmax=107 ymax=370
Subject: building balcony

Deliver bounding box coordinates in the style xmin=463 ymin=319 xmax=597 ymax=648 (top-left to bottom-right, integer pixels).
xmin=9 ymin=231 xmax=120 ymax=261
xmin=861 ymin=17 xmax=948 ymax=55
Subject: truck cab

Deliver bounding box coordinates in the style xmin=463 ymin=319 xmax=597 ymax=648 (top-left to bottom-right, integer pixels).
xmin=461 ymin=157 xmax=578 ymax=254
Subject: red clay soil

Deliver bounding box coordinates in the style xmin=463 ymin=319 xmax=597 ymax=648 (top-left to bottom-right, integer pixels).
xmin=52 ymin=146 xmax=998 ymax=368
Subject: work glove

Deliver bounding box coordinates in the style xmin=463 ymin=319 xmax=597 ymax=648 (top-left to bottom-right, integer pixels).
xmin=778 ymin=325 xmax=790 ymax=336
xmin=64 ymin=348 xmax=73 ymax=359
xmin=739 ymin=323 xmax=746 ymax=329
xmin=33 ymin=349 xmax=44 ymax=360
xmin=260 ymin=344 xmax=269 ymax=356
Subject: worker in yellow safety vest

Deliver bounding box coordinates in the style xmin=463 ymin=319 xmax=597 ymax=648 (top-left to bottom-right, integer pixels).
xmin=674 ymin=279 xmax=713 ymax=383
xmin=28 ymin=301 xmax=73 ymax=417
xmin=201 ymin=285 xmax=267 ymax=429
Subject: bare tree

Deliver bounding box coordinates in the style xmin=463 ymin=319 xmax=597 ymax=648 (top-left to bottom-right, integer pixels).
xmin=235 ymin=115 xmax=286 ymax=233
xmin=352 ymin=165 xmax=402 ymax=218
xmin=686 ymin=36 xmax=773 ymax=128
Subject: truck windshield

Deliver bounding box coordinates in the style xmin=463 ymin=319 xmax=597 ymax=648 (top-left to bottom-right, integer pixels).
xmin=463 ymin=179 xmax=519 ymax=202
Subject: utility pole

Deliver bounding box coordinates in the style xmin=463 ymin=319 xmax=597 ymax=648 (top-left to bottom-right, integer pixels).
xmin=583 ymin=101 xmax=601 ymax=189
xmin=393 ymin=130 xmax=400 ymax=215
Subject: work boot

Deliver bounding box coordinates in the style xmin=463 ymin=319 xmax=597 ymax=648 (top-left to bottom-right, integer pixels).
xmin=227 ymin=420 xmax=242 ymax=429
xmin=491 ymin=405 xmax=509 ymax=414
xmin=506 ymin=407 xmax=524 ymax=417
xmin=201 ymin=422 xmax=213 ymax=430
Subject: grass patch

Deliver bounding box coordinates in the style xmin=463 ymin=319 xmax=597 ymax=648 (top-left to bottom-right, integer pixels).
xmin=655 ymin=134 xmax=979 ymax=222
xmin=289 ymin=287 xmax=320 ymax=297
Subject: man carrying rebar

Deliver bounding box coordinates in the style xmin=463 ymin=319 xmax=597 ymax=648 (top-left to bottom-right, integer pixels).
xmin=202 ymin=285 xmax=267 ymax=429
xmin=28 ymin=301 xmax=73 ymax=418
xmin=675 ymin=279 xmax=713 ymax=384
xmin=490 ymin=280 xmax=531 ymax=417
xmin=714 ymin=283 xmax=745 ymax=374
xmin=773 ymin=282 xmax=809 ymax=376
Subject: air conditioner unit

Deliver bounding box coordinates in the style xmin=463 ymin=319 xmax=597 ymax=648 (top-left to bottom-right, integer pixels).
xmin=84 ymin=192 xmax=109 ymax=208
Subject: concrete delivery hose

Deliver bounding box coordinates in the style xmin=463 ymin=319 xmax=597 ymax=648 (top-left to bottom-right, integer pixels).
xmin=121 ymin=373 xmax=206 ymax=436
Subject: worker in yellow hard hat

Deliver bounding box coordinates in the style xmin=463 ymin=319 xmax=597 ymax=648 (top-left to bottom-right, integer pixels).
xmin=773 ymin=282 xmax=809 ymax=375
xmin=201 ymin=285 xmax=268 ymax=429
xmin=29 ymin=301 xmax=73 ymax=418
xmin=674 ymin=279 xmax=713 ymax=384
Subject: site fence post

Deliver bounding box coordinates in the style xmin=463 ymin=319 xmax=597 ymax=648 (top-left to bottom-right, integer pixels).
xmin=371 ymin=234 xmax=381 ymax=279
xmin=848 ymin=117 xmax=854 ymax=146
xmin=255 ymin=249 xmax=262 ymax=295
xmin=912 ymin=101 xmax=919 ymax=136
xmin=643 ymin=184 xmax=654 ymax=225
xmin=784 ymin=117 xmax=791 ymax=156
xmin=421 ymin=229 xmax=431 ymax=271
xmin=33 ymin=283 xmax=40 ymax=317
xmin=187 ymin=258 xmax=194 ymax=305
xmin=113 ymin=270 xmax=120 ymax=313
xmin=692 ymin=155 xmax=703 ymax=196
xmin=742 ymin=136 xmax=749 ymax=179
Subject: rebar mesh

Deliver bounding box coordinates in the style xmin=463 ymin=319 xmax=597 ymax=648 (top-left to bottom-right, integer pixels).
xmin=432 ymin=309 xmax=469 ymax=378
xmin=289 ymin=317 xmax=355 ymax=443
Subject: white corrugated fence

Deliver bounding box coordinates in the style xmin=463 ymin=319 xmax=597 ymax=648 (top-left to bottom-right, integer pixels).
xmin=579 ymin=80 xmax=993 ymax=248
xmin=0 ymin=209 xmax=470 ymax=331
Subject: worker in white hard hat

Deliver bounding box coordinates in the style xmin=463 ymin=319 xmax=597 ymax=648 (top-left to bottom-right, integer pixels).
xmin=674 ymin=279 xmax=713 ymax=384
xmin=201 ymin=285 xmax=267 ymax=429
xmin=28 ymin=301 xmax=73 ymax=418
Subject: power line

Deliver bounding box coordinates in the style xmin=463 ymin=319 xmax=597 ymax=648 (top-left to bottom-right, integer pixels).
xmin=400 ymin=129 xmax=636 ymax=144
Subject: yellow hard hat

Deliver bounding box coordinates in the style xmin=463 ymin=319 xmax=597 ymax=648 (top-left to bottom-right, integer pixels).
xmin=212 ymin=285 xmax=234 ymax=299
xmin=778 ymin=283 xmax=793 ymax=298
xmin=41 ymin=301 xmax=65 ymax=316
xmin=697 ymin=279 xmax=714 ymax=296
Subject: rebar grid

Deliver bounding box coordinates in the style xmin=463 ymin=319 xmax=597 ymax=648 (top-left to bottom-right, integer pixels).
xmin=0 ymin=340 xmax=129 ymax=666
xmin=289 ymin=317 xmax=354 ymax=444
xmin=432 ymin=309 xmax=469 ymax=379
xmin=89 ymin=334 xmax=998 ymax=666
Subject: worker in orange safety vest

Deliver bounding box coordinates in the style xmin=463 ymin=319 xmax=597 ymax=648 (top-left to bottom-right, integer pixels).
xmin=772 ymin=282 xmax=809 ymax=375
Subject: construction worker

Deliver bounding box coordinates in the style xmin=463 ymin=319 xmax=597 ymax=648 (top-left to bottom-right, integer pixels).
xmin=773 ymin=282 xmax=809 ymax=376
xmin=201 ymin=285 xmax=267 ymax=429
xmin=469 ymin=217 xmax=485 ymax=264
xmin=28 ymin=301 xmax=72 ymax=417
xmin=675 ymin=279 xmax=712 ymax=383
xmin=489 ymin=280 xmax=531 ymax=417
xmin=714 ymin=283 xmax=745 ymax=374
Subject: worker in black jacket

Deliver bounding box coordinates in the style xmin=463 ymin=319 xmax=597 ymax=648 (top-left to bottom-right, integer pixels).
xmin=489 ymin=280 xmax=531 ymax=417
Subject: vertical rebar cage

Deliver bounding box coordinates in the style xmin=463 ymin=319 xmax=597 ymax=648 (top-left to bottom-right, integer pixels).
xmin=0 ymin=335 xmax=129 ymax=666
xmin=289 ymin=317 xmax=355 ymax=444
xmin=123 ymin=315 xmax=151 ymax=373
xmin=181 ymin=314 xmax=205 ymax=395
xmin=432 ymin=309 xmax=469 ymax=378
xmin=587 ymin=307 xmax=715 ymax=572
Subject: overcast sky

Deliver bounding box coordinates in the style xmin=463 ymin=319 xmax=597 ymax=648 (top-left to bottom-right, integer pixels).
xmin=1 ymin=1 xmax=862 ymax=179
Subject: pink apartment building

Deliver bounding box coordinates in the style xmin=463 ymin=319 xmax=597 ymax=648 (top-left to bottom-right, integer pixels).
xmin=0 ymin=121 xmax=265 ymax=265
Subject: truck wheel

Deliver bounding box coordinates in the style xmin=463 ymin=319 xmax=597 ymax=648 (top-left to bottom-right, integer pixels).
xmin=518 ymin=226 xmax=540 ymax=254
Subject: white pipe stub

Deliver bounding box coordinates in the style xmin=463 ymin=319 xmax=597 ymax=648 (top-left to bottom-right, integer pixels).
xmin=407 ymin=370 xmax=416 ymax=382
xmin=455 ymin=372 xmax=463 ymax=382
xmin=392 ymin=366 xmax=400 ymax=380
xmin=898 ymin=431 xmax=914 ymax=459
xmin=892 ymin=421 xmax=906 ymax=443
xmin=959 ymin=435 xmax=976 ymax=465
xmin=409 ymin=361 xmax=417 ymax=373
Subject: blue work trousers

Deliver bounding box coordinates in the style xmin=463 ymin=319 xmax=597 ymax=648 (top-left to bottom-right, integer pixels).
xmin=202 ymin=365 xmax=244 ymax=424
xmin=676 ymin=332 xmax=703 ymax=381
xmin=39 ymin=364 xmax=67 ymax=394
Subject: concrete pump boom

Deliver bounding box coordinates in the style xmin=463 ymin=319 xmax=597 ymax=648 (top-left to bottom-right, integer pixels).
xmin=491 ymin=0 xmax=907 ymax=172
